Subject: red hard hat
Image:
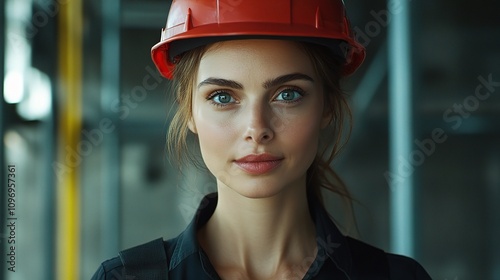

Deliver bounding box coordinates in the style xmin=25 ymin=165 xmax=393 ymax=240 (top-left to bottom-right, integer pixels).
xmin=151 ymin=0 xmax=366 ymax=79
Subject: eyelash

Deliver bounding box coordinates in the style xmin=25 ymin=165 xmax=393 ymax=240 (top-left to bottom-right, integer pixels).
xmin=206 ymin=90 xmax=235 ymax=108
xmin=276 ymin=87 xmax=306 ymax=104
xmin=206 ymin=87 xmax=307 ymax=108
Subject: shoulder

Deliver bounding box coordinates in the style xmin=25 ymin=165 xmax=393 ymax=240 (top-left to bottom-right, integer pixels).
xmin=386 ymin=253 xmax=432 ymax=280
xmin=91 ymin=237 xmax=176 ymax=280
xmin=345 ymin=237 xmax=432 ymax=279
xmin=91 ymin=256 xmax=124 ymax=280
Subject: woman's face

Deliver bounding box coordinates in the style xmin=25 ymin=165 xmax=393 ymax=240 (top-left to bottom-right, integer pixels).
xmin=190 ymin=39 xmax=330 ymax=198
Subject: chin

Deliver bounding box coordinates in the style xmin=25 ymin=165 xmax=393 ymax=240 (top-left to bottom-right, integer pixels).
xmin=230 ymin=186 xmax=284 ymax=199
xmin=221 ymin=175 xmax=305 ymax=200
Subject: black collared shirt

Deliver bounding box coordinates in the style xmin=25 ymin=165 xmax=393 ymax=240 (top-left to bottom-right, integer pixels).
xmin=92 ymin=193 xmax=431 ymax=279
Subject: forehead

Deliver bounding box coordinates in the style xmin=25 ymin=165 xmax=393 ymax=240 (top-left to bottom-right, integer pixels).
xmin=197 ymin=39 xmax=316 ymax=83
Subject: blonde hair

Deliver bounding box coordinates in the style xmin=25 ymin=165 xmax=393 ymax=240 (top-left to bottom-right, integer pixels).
xmin=167 ymin=41 xmax=355 ymax=231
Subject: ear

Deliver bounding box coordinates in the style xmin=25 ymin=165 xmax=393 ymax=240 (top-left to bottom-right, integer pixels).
xmin=187 ymin=117 xmax=198 ymax=134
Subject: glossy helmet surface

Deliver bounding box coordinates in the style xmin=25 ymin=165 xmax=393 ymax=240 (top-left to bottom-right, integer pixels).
xmin=151 ymin=0 xmax=366 ymax=79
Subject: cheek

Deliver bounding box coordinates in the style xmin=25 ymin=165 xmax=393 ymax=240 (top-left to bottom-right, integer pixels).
xmin=272 ymin=112 xmax=322 ymax=171
xmin=286 ymin=117 xmax=322 ymax=154
xmin=192 ymin=107 xmax=238 ymax=163
xmin=274 ymin=104 xmax=324 ymax=143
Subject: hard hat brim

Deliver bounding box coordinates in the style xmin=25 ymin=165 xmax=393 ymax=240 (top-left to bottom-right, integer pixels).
xmin=151 ymin=22 xmax=365 ymax=79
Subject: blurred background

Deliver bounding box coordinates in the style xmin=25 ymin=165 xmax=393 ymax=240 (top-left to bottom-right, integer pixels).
xmin=0 ymin=0 xmax=499 ymax=279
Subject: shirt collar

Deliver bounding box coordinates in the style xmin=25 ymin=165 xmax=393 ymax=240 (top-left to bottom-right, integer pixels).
xmin=169 ymin=192 xmax=352 ymax=277
xmin=307 ymin=192 xmax=353 ymax=277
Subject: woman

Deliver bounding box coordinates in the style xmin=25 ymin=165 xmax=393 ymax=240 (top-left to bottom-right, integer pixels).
xmin=93 ymin=0 xmax=431 ymax=279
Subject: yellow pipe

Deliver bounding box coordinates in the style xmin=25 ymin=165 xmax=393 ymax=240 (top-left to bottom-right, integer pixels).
xmin=57 ymin=0 xmax=83 ymax=279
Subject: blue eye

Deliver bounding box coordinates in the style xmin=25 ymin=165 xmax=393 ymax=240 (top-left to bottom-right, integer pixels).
xmin=275 ymin=88 xmax=303 ymax=102
xmin=209 ymin=91 xmax=235 ymax=105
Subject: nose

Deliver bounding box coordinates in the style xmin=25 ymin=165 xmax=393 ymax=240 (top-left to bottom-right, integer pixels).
xmin=243 ymin=103 xmax=274 ymax=144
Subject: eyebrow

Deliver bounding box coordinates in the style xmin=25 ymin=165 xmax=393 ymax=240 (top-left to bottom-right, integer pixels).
xmin=262 ymin=73 xmax=314 ymax=89
xmin=197 ymin=78 xmax=243 ymax=90
xmin=197 ymin=72 xmax=314 ymax=90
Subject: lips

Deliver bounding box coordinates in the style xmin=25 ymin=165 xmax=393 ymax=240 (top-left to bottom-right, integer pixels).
xmin=234 ymin=154 xmax=284 ymax=175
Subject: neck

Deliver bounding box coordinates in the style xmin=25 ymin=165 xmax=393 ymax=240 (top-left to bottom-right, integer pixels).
xmin=197 ymin=180 xmax=317 ymax=279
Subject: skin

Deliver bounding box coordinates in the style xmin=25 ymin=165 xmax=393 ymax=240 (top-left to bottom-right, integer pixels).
xmin=189 ymin=39 xmax=331 ymax=279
